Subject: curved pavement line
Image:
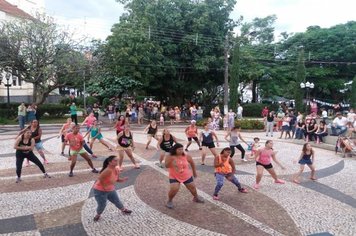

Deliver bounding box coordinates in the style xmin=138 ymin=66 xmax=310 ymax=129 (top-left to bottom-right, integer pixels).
xmin=82 ymin=186 xmax=225 ymax=236
xmin=129 ymin=152 xmax=285 ymax=236
xmin=0 ymin=164 xmax=137 ymax=181
xmin=0 ymin=181 xmax=93 ymax=220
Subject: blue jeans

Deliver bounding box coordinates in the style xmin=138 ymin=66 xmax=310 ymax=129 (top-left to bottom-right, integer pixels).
xmin=331 ymin=126 xmax=347 ymax=136
xmin=295 ymin=128 xmax=304 ymax=139
xmin=316 ymin=132 xmax=328 ymax=142
xmin=214 ymin=173 xmax=242 ymax=196
xmin=18 ymin=115 xmax=26 ymax=130
xmin=93 ymin=188 xmax=124 ymax=215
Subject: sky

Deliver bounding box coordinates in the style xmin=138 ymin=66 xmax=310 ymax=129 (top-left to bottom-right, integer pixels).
xmin=44 ymin=0 xmax=356 ymax=41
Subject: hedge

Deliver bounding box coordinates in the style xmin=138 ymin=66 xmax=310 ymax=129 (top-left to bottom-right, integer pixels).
xmin=0 ymin=103 xmax=69 ymax=119
xmin=242 ymin=103 xmax=279 ymax=117
xmin=196 ymin=118 xmax=264 ymax=130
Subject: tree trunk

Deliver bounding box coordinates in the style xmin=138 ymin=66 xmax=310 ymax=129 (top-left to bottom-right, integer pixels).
xmin=252 ymin=79 xmax=257 ymax=103
xmin=33 ymin=84 xmax=50 ymax=104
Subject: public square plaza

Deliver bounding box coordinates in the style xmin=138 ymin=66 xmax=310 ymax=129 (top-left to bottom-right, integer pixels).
xmin=0 ymin=123 xmax=355 ymax=236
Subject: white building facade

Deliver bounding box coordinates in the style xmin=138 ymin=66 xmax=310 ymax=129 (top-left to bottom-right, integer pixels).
xmin=0 ymin=0 xmax=58 ymax=104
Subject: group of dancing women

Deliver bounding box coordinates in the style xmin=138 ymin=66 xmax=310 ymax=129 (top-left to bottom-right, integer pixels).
xmin=14 ymin=113 xmax=318 ymax=222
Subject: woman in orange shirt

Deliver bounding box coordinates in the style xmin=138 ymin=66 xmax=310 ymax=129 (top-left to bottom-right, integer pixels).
xmin=93 ymin=155 xmax=132 ymax=222
xmin=165 ymin=143 xmax=204 ymax=209
xmin=213 ymin=148 xmax=248 ymax=200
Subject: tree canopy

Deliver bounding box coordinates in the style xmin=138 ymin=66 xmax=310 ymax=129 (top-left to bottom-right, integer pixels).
xmin=0 ymin=14 xmax=85 ymax=104
xmin=100 ymin=0 xmax=237 ymax=105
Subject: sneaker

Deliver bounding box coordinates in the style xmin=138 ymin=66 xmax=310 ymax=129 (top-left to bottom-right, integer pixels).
xmin=310 ymin=177 xmax=317 ymax=181
xmin=242 ymin=159 xmax=248 ymax=162
xmin=93 ymin=215 xmax=100 ymax=222
xmin=253 ymin=183 xmax=260 ymax=189
xmin=166 ymin=201 xmax=174 ymax=209
xmin=16 ymin=177 xmax=21 ymax=183
xmin=275 ymin=179 xmax=285 ymax=184
xmin=213 ymin=195 xmax=219 ymax=200
xmin=134 ymin=164 xmax=140 ymax=169
xmin=193 ymin=196 xmax=205 ymax=203
xmin=92 ymin=169 xmax=99 ymax=173
xmin=68 ymin=172 xmax=74 ymax=177
xmin=44 ymin=173 xmax=51 ymax=179
xmin=238 ymin=188 xmax=248 ymax=193
xmin=121 ymin=208 xmax=132 ymax=214
xmin=91 ymin=154 xmax=98 ymax=158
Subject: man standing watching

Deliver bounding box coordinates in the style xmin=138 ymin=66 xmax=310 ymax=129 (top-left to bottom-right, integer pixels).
xmin=18 ymin=102 xmax=27 ymax=130
xmin=237 ymin=104 xmax=243 ymax=120
xmin=70 ymin=102 xmax=78 ymax=125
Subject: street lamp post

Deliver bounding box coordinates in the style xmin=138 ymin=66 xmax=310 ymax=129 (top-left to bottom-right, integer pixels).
xmin=300 ymin=81 xmax=314 ymax=114
xmin=0 ymin=70 xmax=12 ymax=107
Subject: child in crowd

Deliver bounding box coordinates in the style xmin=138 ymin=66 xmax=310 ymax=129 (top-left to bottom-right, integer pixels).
xmin=250 ymin=137 xmax=261 ymax=159
xmin=223 ymin=114 xmax=228 ymax=131
xmin=292 ymin=143 xmax=317 ymax=183
xmin=160 ymin=113 xmax=165 ymax=126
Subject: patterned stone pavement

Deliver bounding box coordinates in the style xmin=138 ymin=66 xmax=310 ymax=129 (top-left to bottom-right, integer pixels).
xmin=0 ymin=124 xmax=355 ymax=236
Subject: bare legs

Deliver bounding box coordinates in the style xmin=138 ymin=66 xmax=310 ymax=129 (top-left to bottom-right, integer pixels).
xmin=201 ymin=146 xmax=218 ymax=165
xmin=118 ymin=149 xmax=139 ymax=169
xmin=293 ymin=164 xmax=316 ymax=183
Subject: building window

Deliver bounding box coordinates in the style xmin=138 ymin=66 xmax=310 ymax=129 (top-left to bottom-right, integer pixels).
xmin=12 ymin=76 xmax=17 ymax=86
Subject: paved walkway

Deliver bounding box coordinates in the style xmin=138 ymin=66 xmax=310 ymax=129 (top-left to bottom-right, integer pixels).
xmin=0 ymin=124 xmax=355 ymax=236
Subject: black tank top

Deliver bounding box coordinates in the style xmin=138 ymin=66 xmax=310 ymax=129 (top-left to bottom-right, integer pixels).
xmin=118 ymin=132 xmax=133 ymax=147
xmin=148 ymin=125 xmax=157 ymax=135
xmin=267 ymin=114 xmax=274 ymax=122
xmin=160 ymin=135 xmax=174 ymax=152
xmin=30 ymin=127 xmax=41 ymax=143
xmin=17 ymin=136 xmax=32 ymax=154
xmin=302 ymin=154 xmax=312 ymax=160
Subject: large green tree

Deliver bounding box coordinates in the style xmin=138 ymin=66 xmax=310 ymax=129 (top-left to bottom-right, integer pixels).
xmin=0 ymin=14 xmax=85 ymax=104
xmin=278 ymin=21 xmax=356 ymax=102
xmin=295 ymin=48 xmax=306 ymax=113
xmin=238 ymin=15 xmax=277 ymax=102
xmin=102 ymin=0 xmax=236 ymax=105
xmin=351 ymin=76 xmax=356 ymax=109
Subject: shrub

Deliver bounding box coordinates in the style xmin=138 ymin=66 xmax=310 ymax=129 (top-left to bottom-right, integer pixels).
xmin=102 ymin=97 xmax=111 ymax=108
xmin=37 ymin=104 xmax=69 ymax=117
xmin=0 ymin=103 xmax=20 ymax=119
xmin=86 ymin=96 xmax=99 ymax=106
xmin=242 ymin=103 xmax=279 ymax=117
xmin=196 ymin=118 xmax=264 ymax=130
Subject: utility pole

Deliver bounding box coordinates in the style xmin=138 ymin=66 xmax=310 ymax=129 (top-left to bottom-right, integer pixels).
xmin=223 ymin=34 xmax=229 ymax=115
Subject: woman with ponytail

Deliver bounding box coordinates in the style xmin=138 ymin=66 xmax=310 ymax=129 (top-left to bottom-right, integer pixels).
xmin=92 ymin=155 xmax=132 ymax=222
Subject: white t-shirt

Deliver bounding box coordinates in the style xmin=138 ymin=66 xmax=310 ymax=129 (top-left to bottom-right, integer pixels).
xmin=322 ymin=110 xmax=327 ymax=118
xmin=237 ymin=106 xmax=243 ymax=115
xmin=333 ymin=117 xmax=348 ymax=127
xmin=347 ymin=112 xmax=355 ymax=122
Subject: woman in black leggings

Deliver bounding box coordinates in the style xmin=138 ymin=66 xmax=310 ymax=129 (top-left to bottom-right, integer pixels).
xmin=14 ymin=130 xmax=51 ymax=183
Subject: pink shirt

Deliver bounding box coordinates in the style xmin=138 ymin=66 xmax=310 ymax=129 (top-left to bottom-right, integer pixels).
xmin=168 ymin=155 xmax=192 ymax=183
xmin=65 ymin=133 xmax=84 ymax=151
xmin=258 ymin=148 xmax=273 ymax=165
xmin=93 ymin=168 xmax=119 ymax=192
xmin=85 ymin=116 xmax=96 ymax=127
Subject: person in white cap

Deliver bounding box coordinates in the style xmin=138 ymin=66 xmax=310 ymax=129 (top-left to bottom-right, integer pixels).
xmin=185 ymin=120 xmax=202 ymax=151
